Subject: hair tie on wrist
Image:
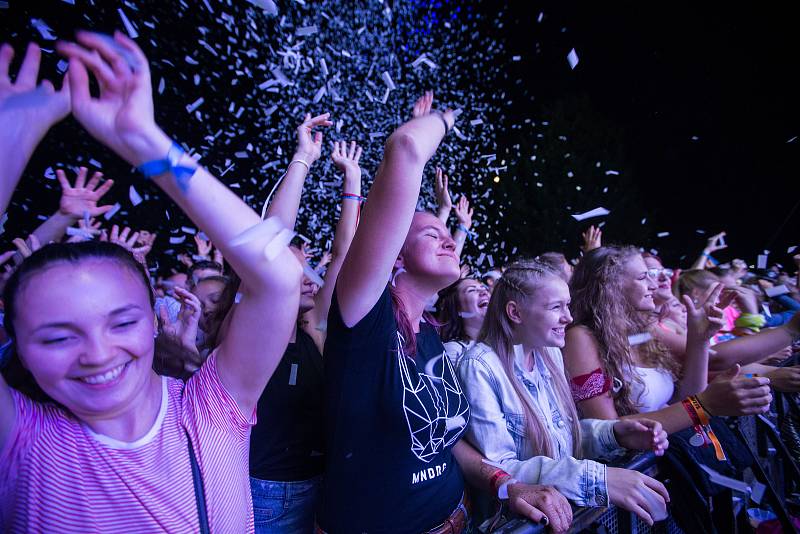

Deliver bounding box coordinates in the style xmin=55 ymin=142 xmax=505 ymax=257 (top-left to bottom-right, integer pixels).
xmin=289 ymin=159 xmax=310 ymax=172
xmin=136 ymin=141 xmax=198 ymax=192
xmin=434 ymin=111 xmax=450 ymax=136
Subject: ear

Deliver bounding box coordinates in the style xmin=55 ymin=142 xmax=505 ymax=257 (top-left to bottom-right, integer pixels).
xmin=506 ymin=300 xmax=523 ymax=325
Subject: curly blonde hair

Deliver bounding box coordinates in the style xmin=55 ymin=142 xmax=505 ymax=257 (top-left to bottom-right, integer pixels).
xmin=569 ymin=246 xmax=680 ymax=416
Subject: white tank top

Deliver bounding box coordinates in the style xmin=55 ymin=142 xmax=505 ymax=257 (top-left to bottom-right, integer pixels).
xmin=629 ymin=366 xmax=674 ymax=413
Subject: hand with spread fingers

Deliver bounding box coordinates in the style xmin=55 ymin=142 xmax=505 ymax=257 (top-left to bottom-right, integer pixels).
xmin=581 ymin=225 xmax=602 ymax=252
xmin=56 ymin=167 xmax=115 ymax=220
xmin=295 ymin=112 xmax=332 ymax=165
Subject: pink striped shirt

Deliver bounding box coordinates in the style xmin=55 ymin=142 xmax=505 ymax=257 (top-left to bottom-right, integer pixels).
xmin=0 ymin=352 xmax=256 ymax=533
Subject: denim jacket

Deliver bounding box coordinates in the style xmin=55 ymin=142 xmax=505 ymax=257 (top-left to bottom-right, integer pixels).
xmin=458 ymin=342 xmax=620 ymax=507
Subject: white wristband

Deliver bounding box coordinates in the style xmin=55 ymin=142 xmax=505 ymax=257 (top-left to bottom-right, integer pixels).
xmin=498 ymin=478 xmax=518 ymax=500
xmin=289 ymin=159 xmax=310 ymax=172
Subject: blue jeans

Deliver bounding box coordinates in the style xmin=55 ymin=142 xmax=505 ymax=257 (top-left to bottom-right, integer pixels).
xmin=250 ymin=475 xmax=321 ymax=534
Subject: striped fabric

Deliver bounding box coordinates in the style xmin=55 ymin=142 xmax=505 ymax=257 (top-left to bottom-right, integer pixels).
xmin=0 ymin=352 xmax=256 ymax=533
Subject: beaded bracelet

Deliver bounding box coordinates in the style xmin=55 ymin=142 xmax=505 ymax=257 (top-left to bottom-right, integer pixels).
xmin=136 ymin=141 xmax=198 ymax=192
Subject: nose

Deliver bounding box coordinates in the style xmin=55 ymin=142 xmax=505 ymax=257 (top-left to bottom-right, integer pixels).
xmin=562 ymin=307 xmax=573 ymax=325
xmin=78 ymin=333 xmax=117 ymax=368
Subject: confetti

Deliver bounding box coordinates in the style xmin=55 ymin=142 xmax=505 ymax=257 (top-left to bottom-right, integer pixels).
xmin=129 ymin=185 xmax=143 ymax=207
xmin=571 ymin=207 xmax=609 ymax=221
xmin=567 ymin=48 xmax=579 ymax=69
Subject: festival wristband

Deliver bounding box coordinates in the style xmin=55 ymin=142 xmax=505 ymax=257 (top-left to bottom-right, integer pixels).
xmin=136 ymin=141 xmax=198 ymax=192
xmin=688 ymin=396 xmax=727 ymax=461
xmin=341 ymin=193 xmax=366 ymax=202
xmin=489 ymin=468 xmax=511 ymax=495
xmin=497 ymin=478 xmax=519 ymax=500
xmin=702 ymin=252 xmax=719 ymax=266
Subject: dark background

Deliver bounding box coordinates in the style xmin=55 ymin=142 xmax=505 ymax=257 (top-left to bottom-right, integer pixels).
xmin=1 ymin=1 xmax=798 ymax=272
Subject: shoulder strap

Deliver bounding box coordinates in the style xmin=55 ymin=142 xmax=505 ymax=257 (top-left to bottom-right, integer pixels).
xmin=186 ymin=430 xmax=210 ymax=534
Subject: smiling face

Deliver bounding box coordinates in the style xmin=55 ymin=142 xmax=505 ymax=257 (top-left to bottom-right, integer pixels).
xmin=510 ymin=275 xmax=573 ymax=348
xmin=456 ymin=279 xmax=490 ymax=318
xmin=398 ymin=212 xmax=461 ymax=291
xmin=622 ymin=254 xmax=658 ymax=312
xmin=643 ymin=256 xmax=673 ymax=305
xmin=665 ymin=296 xmax=688 ymax=326
xmin=12 ymin=259 xmax=156 ymax=421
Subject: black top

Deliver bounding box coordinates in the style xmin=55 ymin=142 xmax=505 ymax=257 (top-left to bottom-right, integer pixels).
xmin=319 ymin=286 xmax=470 ymax=533
xmin=249 ymin=328 xmax=325 ymax=481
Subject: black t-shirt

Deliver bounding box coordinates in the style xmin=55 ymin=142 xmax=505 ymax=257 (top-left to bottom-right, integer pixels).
xmin=249 ymin=328 xmax=325 ymax=481
xmin=319 ymin=286 xmax=470 ymax=533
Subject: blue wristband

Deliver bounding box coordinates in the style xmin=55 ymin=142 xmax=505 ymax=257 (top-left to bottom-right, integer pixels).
xmin=136 ymin=141 xmax=198 ymax=192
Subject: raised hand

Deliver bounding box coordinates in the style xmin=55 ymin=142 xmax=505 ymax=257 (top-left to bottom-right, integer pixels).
xmin=56 ymin=166 xmax=115 ymax=219
xmin=57 ymin=31 xmax=163 ymax=166
xmin=581 ymin=225 xmax=602 ymax=252
xmin=65 ymin=216 xmax=103 ymax=243
xmin=613 ymin=419 xmax=669 ymax=456
xmin=453 ymin=195 xmax=473 ymax=229
xmin=0 ymin=43 xmax=71 ymax=142
xmin=331 ymin=140 xmax=362 ymax=179
xmin=412 ymin=90 xmax=434 ymax=118
xmin=434 ymin=167 xmax=452 ymax=216
xmin=12 ymin=235 xmax=41 ymax=258
xmin=100 ymin=224 xmax=151 ymax=264
xmin=683 ymin=282 xmax=727 ymax=340
xmin=194 ymin=233 xmax=212 ymax=258
xmin=705 ymin=231 xmax=727 ymax=254
xmin=295 ymin=112 xmax=332 ymax=164
xmin=159 ymin=286 xmax=202 ymax=350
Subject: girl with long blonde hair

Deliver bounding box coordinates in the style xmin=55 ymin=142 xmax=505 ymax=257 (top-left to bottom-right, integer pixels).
xmin=459 ymin=259 xmax=671 ymax=526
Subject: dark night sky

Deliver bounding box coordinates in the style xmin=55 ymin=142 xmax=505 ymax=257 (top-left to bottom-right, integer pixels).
xmin=1 ymin=1 xmax=798 ymax=270
xmin=493 ymin=2 xmax=800 ymax=267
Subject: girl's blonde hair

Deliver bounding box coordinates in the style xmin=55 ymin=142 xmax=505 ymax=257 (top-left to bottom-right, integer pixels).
xmin=477 ymin=259 xmax=582 ymax=458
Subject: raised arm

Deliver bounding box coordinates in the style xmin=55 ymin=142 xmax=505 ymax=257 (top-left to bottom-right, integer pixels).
xmin=0 ymin=42 xmax=71 ymax=452
xmin=28 ymin=167 xmax=114 ymax=249
xmin=0 ymin=43 xmax=71 ymax=215
xmin=434 ymin=166 xmax=452 ymax=223
xmin=58 ymin=31 xmax=301 ymax=414
xmin=690 ymin=232 xmax=726 ymax=270
xmin=264 ymin=113 xmax=331 ymax=229
xmin=336 ymin=92 xmax=454 ymax=326
xmin=452 ymin=194 xmax=473 ymax=258
xmin=303 ymin=140 xmax=363 ymax=349
xmin=672 ymin=283 xmax=727 ymax=399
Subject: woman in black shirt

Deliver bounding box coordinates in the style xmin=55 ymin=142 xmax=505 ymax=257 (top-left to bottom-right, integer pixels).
xmin=318 ymin=92 xmax=573 ymax=534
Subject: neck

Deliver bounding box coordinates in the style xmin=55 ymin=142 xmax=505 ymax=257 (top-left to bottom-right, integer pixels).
xmin=394 ymin=277 xmax=435 ymax=333
xmin=511 ymin=332 xmax=539 ymax=372
xmin=80 ymin=369 xmax=163 ymax=442
xmin=462 ymin=317 xmax=482 ymax=341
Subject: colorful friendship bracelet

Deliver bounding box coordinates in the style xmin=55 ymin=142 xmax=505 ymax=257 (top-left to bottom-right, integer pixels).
xmin=136 ymin=141 xmax=198 ymax=192
xmin=683 ymin=395 xmax=727 ymax=461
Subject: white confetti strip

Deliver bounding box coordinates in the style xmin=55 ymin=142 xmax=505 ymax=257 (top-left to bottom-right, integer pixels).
xmin=571 ymin=207 xmax=609 ymax=221
xmin=117 ymin=8 xmax=138 ymax=39
xmin=129 ymin=185 xmax=143 ymax=207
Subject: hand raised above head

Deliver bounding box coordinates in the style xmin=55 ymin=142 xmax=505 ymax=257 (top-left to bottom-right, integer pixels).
xmin=0 ymin=42 xmax=71 ymax=141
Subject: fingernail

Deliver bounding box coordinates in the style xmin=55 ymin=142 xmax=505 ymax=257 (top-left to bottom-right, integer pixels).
xmin=540 ymin=516 xmax=549 ymax=526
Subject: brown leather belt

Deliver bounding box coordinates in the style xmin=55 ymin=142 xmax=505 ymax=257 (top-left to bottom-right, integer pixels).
xmin=425 ymin=492 xmax=471 ymax=534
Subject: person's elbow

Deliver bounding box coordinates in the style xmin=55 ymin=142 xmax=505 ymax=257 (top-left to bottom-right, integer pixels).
xmin=385 ymin=130 xmax=425 ymax=165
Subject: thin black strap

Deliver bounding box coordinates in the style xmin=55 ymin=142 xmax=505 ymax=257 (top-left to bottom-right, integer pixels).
xmin=186 ymin=430 xmax=210 ymax=534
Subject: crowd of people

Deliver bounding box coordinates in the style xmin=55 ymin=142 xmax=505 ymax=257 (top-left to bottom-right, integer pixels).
xmin=1 ymin=34 xmax=799 ymax=534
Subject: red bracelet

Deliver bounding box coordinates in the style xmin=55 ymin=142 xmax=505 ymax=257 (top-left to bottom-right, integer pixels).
xmin=489 ymin=468 xmax=511 ymax=494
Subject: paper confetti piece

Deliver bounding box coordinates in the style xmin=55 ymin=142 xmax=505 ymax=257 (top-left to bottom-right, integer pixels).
xmin=186 ymin=97 xmax=205 ymax=113
xmin=117 ymin=8 xmax=138 ymax=39
xmin=288 ymin=363 xmax=298 ymax=385
xmin=103 ymin=203 xmax=121 ymax=221
xmin=31 ymin=18 xmax=56 ymax=40
xmin=757 ymin=254 xmax=768 ymax=269
xmin=567 ymin=48 xmax=579 ymax=69
xmin=628 ymin=332 xmax=653 ymax=346
xmin=657 ymin=232 xmax=669 ymax=238
xmin=571 ymin=207 xmax=609 ymax=221
xmin=129 ymin=185 xmax=143 ymax=207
